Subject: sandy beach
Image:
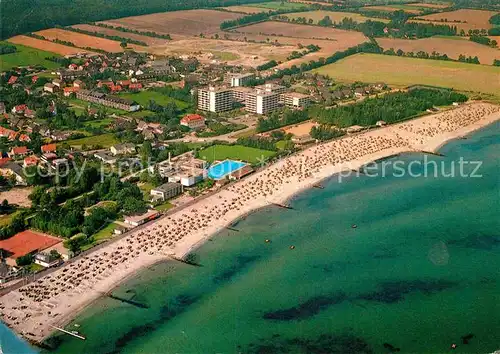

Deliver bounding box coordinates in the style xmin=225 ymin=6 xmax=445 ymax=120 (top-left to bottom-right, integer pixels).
xmin=0 ymin=102 xmax=498 ymax=344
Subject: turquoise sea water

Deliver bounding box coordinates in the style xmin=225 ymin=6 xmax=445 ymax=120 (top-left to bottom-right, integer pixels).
xmin=6 ymin=122 xmax=500 ymax=354
xmin=0 ymin=323 xmax=37 ymax=354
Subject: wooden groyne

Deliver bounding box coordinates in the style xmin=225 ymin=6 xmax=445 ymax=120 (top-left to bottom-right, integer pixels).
xmin=108 ymin=294 xmax=149 ymax=309
xmin=49 ymin=325 xmax=86 ymax=340
xmin=419 ymin=150 xmax=445 ymax=157
xmin=271 ymin=202 xmax=294 ymax=210
xmin=226 ymin=227 xmax=240 ymax=232
xmin=313 ymin=184 xmax=324 ymax=189
xmin=169 ymin=255 xmax=202 ymax=267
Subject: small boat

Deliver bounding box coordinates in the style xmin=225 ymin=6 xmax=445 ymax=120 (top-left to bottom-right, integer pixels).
xmin=351 ymin=224 xmax=357 ymax=229
xmin=265 ymin=239 xmax=271 ymax=243
xmin=289 ymin=245 xmax=295 ymax=250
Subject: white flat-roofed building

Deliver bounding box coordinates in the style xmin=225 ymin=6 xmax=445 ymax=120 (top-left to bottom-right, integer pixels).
xmin=229 ymin=73 xmax=255 ymax=87
xmin=150 ymin=182 xmax=183 ymax=202
xmin=198 ymin=87 xmax=233 ymax=113
xmin=255 ymin=83 xmax=286 ymax=95
xmin=282 ymin=92 xmax=311 ymax=108
xmin=124 ymin=210 xmax=160 ymax=227
xmin=232 ymin=86 xmax=254 ymax=103
xmin=245 ymin=90 xmax=279 ymax=115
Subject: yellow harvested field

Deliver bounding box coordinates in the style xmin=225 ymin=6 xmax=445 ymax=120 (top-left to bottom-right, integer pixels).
xmin=284 ymin=10 xmax=390 ymax=23
xmin=406 ymin=2 xmax=452 ymax=9
xmin=35 ymin=28 xmax=146 ymax=52
xmin=71 ymin=24 xmax=170 ymax=46
xmin=235 ymin=21 xmax=367 ymax=41
xmin=411 ymin=9 xmax=499 ymax=31
xmin=225 ymin=21 xmax=367 ymax=68
xmin=220 ymin=5 xmax=269 ymax=13
xmin=377 ymin=37 xmax=500 ymax=66
xmin=363 ymin=5 xmax=422 ymax=14
xmin=99 ymin=9 xmax=242 ymax=37
xmin=148 ymin=37 xmax=298 ymax=67
xmin=312 ymin=53 xmax=500 ymax=95
xmin=7 ymin=35 xmax=95 ymax=56
xmin=283 ymin=121 xmax=318 ymax=136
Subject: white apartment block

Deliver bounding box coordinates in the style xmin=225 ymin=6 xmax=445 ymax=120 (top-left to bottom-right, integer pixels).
xmin=245 ymin=90 xmax=279 ymax=115
xmin=198 ymin=87 xmax=233 ymax=113
xmin=255 ymin=83 xmax=287 ymax=96
xmin=229 ymin=73 xmax=256 ymax=87
xmin=282 ymin=92 xmax=311 ymax=108
xmin=232 ymin=86 xmax=254 ymax=103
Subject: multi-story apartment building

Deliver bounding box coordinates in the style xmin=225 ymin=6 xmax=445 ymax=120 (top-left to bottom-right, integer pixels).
xmin=255 ymin=83 xmax=287 ymax=96
xmin=282 ymin=92 xmax=311 ymax=109
xmin=228 ymin=73 xmax=256 ymax=87
xmin=231 ymin=86 xmax=254 ymax=103
xmin=198 ymin=87 xmax=233 ymax=113
xmin=245 ymin=90 xmax=279 ymax=115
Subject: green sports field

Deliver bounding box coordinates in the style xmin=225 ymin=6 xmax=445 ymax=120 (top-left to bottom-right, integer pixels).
xmin=313 ymin=53 xmax=500 ymax=95
xmin=63 ymin=133 xmax=119 ymax=149
xmin=0 ymin=41 xmax=61 ymax=71
xmin=119 ymin=91 xmax=190 ymax=109
xmin=198 ymin=144 xmax=276 ymax=164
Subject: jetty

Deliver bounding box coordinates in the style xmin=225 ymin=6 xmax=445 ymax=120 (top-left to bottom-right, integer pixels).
xmin=168 ymin=254 xmax=202 ymax=267
xmin=420 ymin=150 xmax=445 ymax=157
xmin=226 ymin=226 xmax=240 ymax=232
xmin=48 ymin=325 xmax=86 ymax=340
xmin=313 ymin=184 xmax=324 ymax=189
xmin=107 ymin=294 xmax=149 ymax=309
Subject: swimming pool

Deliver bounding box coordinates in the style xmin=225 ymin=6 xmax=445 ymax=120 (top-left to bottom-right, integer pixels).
xmin=207 ymin=160 xmax=246 ymax=180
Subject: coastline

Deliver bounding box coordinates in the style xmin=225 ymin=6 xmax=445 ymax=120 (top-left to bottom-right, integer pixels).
xmin=0 ymin=102 xmax=498 ymax=345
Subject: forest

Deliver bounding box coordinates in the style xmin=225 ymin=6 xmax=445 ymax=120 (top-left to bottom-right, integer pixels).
xmin=311 ymin=88 xmax=468 ymax=128
xmin=0 ymin=0 xmax=274 ymax=39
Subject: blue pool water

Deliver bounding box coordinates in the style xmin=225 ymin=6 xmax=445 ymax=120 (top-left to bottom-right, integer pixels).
xmin=207 ymin=160 xmax=246 ymax=180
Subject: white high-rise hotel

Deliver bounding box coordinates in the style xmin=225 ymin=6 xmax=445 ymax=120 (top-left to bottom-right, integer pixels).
xmin=197 ymin=87 xmax=233 ymax=113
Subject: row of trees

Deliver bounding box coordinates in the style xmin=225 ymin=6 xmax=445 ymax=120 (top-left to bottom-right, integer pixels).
xmin=312 ymin=88 xmax=467 ymax=128
xmin=469 ymin=35 xmax=498 ymax=48
xmin=93 ymin=23 xmax=172 ymax=40
xmin=310 ymin=125 xmax=345 ymax=141
xmin=257 ymin=60 xmax=278 ymax=71
xmin=0 ymin=43 xmax=16 ymax=55
xmin=220 ymin=8 xmax=304 ymax=30
xmin=256 ymin=109 xmax=308 ymax=133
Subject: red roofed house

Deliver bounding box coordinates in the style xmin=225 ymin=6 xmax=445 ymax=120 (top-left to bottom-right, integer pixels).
xmin=97 ymin=81 xmax=114 ymax=89
xmin=63 ymin=86 xmax=80 ymax=97
xmin=11 ymin=104 xmax=27 ymax=114
xmin=111 ymin=84 xmax=122 ymax=93
xmin=8 ymin=146 xmax=28 ymax=158
xmin=41 ymin=143 xmax=57 ymax=153
xmin=68 ymin=63 xmax=78 ymax=71
xmin=19 ymin=134 xmax=31 ymax=143
xmin=118 ymin=80 xmax=131 ymax=87
xmin=129 ymin=83 xmax=142 ymax=91
xmin=180 ymin=114 xmax=206 ymax=130
xmin=31 ymin=76 xmax=39 ymax=84
xmin=7 ymin=76 xmax=18 ymax=85
xmin=0 ymin=127 xmax=15 ymax=138
xmin=24 ymin=155 xmax=39 ymax=167
xmin=0 ymin=158 xmax=12 ymax=167
xmin=0 ymin=230 xmax=62 ymax=266
xmin=24 ymin=108 xmax=35 ymax=118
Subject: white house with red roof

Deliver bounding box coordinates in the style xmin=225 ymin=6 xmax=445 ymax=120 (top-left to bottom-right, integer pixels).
xmin=11 ymin=104 xmax=27 ymax=114
xmin=180 ymin=114 xmax=206 ymax=130
xmin=9 ymin=146 xmax=28 ymax=158
xmin=41 ymin=143 xmax=57 ymax=153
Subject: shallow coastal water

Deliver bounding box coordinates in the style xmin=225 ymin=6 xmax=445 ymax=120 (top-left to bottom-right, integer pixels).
xmin=18 ymin=122 xmax=500 ymax=353
xmin=0 ymin=323 xmax=37 ymax=354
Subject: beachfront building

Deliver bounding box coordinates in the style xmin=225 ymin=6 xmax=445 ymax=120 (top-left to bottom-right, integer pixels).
xmin=198 ymin=87 xmax=233 ymax=113
xmin=150 ymin=182 xmax=183 ymax=202
xmin=228 ymin=73 xmax=255 ymax=87
xmin=245 ymin=90 xmax=279 ymax=115
xmin=180 ymin=114 xmax=206 ymax=130
xmin=124 ymin=210 xmax=160 ymax=227
xmin=282 ymin=92 xmax=311 ymax=109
